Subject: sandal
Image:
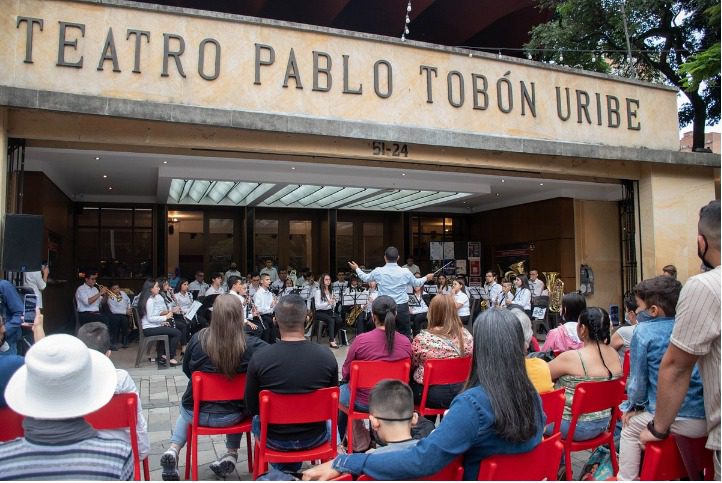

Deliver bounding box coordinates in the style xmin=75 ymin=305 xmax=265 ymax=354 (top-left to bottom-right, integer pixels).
xmin=168 ymin=359 xmax=179 ymax=366
xmin=329 ymin=341 xmax=339 ymax=349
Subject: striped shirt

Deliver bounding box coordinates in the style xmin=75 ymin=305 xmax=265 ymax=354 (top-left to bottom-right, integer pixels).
xmin=670 ymin=266 xmax=721 ymax=451
xmin=0 ymin=435 xmax=133 ymax=480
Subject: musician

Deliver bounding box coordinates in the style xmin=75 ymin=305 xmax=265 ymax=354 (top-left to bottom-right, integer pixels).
xmin=340 ymin=275 xmax=364 ymax=324
xmin=451 ymin=278 xmax=471 ymax=326
xmin=356 ymin=280 xmax=378 ymax=334
xmin=253 ymin=274 xmax=277 ymax=344
xmin=188 ymin=271 xmax=209 ymax=297
xmin=75 ymin=272 xmax=115 ymax=345
xmin=512 ymin=274 xmax=533 ymax=316
xmin=302 ymin=272 xmax=319 ymax=292
xmin=106 ymin=282 xmax=131 ymax=349
xmin=350 ymin=246 xmax=433 ymax=338
xmin=160 ymin=279 xmax=188 ymax=355
xmin=223 ymin=262 xmax=242 ymax=285
xmin=409 ymin=284 xmax=428 ymax=336
xmin=204 ymin=272 xmax=226 ymax=297
xmin=282 ymin=277 xmax=296 ymax=296
xmin=248 ymin=273 xmax=261 ymax=298
xmin=259 ymin=259 xmax=279 ymax=283
xmin=404 ymin=257 xmax=420 ymax=275
xmin=271 ymin=269 xmax=288 ymax=293
xmin=484 ymin=271 xmax=503 ymax=308
xmin=175 ymin=278 xmax=207 ymax=335
xmin=498 ymin=281 xmax=514 ymax=308
xmin=436 ymin=274 xmax=452 ymax=295
xmin=528 ymin=269 xmax=545 ymax=298
xmin=226 ymin=276 xmax=263 ymax=339
xmin=312 ymin=274 xmax=342 ymax=348
xmin=332 ymin=271 xmax=348 ymax=292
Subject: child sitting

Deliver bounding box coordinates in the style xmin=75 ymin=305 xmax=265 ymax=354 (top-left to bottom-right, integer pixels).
xmin=367 ymin=380 xmax=420 ymax=454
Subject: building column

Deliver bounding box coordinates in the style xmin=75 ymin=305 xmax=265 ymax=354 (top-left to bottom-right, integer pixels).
xmin=0 ymin=108 xmax=8 ymax=269
xmin=638 ymin=164 xmax=716 ymax=282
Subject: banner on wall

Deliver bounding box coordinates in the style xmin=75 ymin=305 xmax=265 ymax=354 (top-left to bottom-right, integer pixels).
xmin=467 ymin=242 xmax=481 ymax=258
xmin=469 ymin=258 xmax=481 ymax=276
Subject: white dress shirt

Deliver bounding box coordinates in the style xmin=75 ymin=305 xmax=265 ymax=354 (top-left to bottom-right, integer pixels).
xmin=76 ymin=283 xmax=102 ymax=312
xmin=314 ymin=288 xmax=337 ymax=311
xmin=23 ymin=271 xmax=47 ymax=309
xmin=107 ymin=291 xmax=131 ymax=315
xmin=485 ymin=282 xmax=502 ymax=307
xmin=204 ymin=285 xmax=225 ymax=296
xmin=355 ymin=263 xmax=426 ymax=305
xmin=405 ymin=264 xmax=420 ymax=275
xmin=253 ymin=287 xmax=275 ymax=315
xmin=529 ymin=278 xmax=545 ymax=298
xmin=513 ymin=288 xmax=532 ymax=310
xmin=174 ymin=291 xmax=194 ymax=316
xmin=271 ymin=278 xmax=286 ymax=292
xmin=142 ymin=295 xmax=168 ymax=329
xmin=455 ymin=291 xmax=470 ymax=317
xmin=188 ymin=280 xmax=209 ymax=297
xmin=260 ymin=266 xmax=279 ymax=282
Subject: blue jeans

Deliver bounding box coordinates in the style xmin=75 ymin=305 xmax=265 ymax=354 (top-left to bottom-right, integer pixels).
xmin=559 ymin=417 xmax=610 ymax=441
xmin=170 ymin=404 xmax=243 ymax=449
xmin=338 ymin=383 xmax=369 ymax=442
xmin=252 ymin=416 xmax=331 ymax=473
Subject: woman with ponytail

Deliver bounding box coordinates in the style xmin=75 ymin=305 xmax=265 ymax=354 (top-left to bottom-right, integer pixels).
xmin=548 ymin=307 xmax=622 ymax=441
xmin=337 ymin=295 xmax=412 ymax=448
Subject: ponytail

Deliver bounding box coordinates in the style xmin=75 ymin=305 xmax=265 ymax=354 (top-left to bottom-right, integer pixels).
xmin=372 ymin=295 xmax=397 ymax=355
xmin=579 ymin=307 xmax=614 ymax=378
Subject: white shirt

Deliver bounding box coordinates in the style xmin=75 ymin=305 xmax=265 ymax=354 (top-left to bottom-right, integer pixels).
xmin=405 ymin=264 xmax=420 ymax=275
xmin=260 ymin=266 xmax=279 ymax=282
xmin=248 ymin=284 xmax=260 ymax=298
xmin=23 ymin=271 xmax=46 ymax=309
xmin=223 ymin=269 xmax=241 ymax=284
xmin=271 ymin=278 xmax=287 ymax=293
xmin=529 ymin=278 xmax=545 ymax=298
xmin=107 ymin=291 xmax=131 ymax=315
xmin=364 ymin=290 xmax=378 ymax=314
xmin=76 ymin=283 xmax=102 ymax=312
xmin=437 ymin=284 xmax=452 ymax=295
xmin=174 ymin=291 xmax=194 ymax=316
xmin=253 ymin=287 xmax=275 ymax=315
xmin=485 ymin=282 xmax=502 ymax=307
xmin=455 ymin=291 xmax=470 ymax=317
xmin=188 ymin=280 xmax=209 ymax=297
xmin=204 ymin=285 xmax=225 ymax=296
xmin=355 ymin=263 xmax=426 ymax=305
xmin=498 ymin=290 xmax=514 ymax=308
xmin=141 ymin=295 xmax=168 ymax=329
xmin=409 ymin=293 xmax=428 ymax=315
xmin=513 ymin=288 xmax=532 ymax=310
xmin=314 ymin=288 xmax=337 ymax=311
xmin=97 ymin=369 xmax=150 ymax=460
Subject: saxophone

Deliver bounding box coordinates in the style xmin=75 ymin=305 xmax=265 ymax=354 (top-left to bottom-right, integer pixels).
xmin=543 ymin=272 xmax=564 ymax=314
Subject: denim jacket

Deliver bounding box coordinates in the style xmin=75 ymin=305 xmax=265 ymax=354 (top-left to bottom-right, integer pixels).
xmin=626 ymin=315 xmax=705 ymax=419
xmin=332 ymin=386 xmax=544 ymax=480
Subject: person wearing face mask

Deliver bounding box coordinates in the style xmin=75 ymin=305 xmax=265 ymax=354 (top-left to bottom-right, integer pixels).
xmin=640 ymin=200 xmax=721 ymax=479
xmin=541 ymin=292 xmax=587 ymax=354
xmin=611 ymin=294 xmax=638 ymax=362
xmin=616 ymin=276 xmax=706 ymax=481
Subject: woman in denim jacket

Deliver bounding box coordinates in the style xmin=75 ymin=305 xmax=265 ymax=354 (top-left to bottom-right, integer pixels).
xmin=617 ymin=276 xmax=706 ymax=480
xmin=303 ymin=308 xmax=544 ymax=481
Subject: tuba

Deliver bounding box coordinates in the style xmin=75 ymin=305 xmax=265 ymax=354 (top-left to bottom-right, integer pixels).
xmin=543 ymin=272 xmax=564 ymax=314
xmin=501 ymin=261 xmax=525 ymax=283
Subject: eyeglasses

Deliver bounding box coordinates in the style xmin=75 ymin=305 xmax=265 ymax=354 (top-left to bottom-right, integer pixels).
xmin=371 ymin=414 xmax=414 ymax=422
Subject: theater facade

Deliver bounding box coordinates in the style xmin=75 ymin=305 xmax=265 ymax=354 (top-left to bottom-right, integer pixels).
xmin=0 ymin=0 xmax=718 ymax=331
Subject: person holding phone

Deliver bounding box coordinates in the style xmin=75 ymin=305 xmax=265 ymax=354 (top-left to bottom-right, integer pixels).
xmin=23 ymin=262 xmax=49 ymax=311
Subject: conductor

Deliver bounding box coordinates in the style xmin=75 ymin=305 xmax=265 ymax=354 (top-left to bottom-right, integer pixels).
xmin=349 ymin=246 xmax=433 ymax=338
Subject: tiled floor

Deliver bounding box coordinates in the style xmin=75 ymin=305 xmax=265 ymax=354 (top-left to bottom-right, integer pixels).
xmin=113 ymin=331 xmax=589 ymax=481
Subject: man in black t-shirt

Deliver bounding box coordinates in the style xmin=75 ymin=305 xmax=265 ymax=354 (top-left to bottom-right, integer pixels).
xmin=245 ymin=294 xmax=338 ymax=475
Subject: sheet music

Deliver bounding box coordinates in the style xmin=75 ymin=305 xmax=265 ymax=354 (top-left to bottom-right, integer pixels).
xmin=299 ymin=286 xmax=314 ymax=301
xmin=408 ymin=294 xmax=421 ymax=307
xmin=467 ymin=287 xmax=482 ymax=300
xmin=342 ymin=289 xmax=368 ymax=306
xmin=186 ymin=300 xmax=203 ymax=320
xmin=426 ymin=286 xmax=438 ymax=295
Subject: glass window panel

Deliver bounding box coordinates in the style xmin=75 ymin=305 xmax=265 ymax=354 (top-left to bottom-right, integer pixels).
xmin=337 ymin=221 xmax=353 ymax=236
xmin=77 ymin=228 xmax=99 ymax=270
xmin=420 ymin=218 xmax=443 ymax=235
xmin=289 ymin=220 xmax=312 ymax=271
xmin=255 ymin=219 xmax=279 ymax=234
xmin=362 ymin=222 xmax=384 ymax=268
xmin=77 ymin=207 xmax=99 ymax=226
xmin=255 ymin=219 xmax=279 ymax=270
xmin=101 ymin=208 xmax=133 ymax=227
xmin=209 ymin=218 xmax=234 ymax=234
xmin=135 ymin=209 xmax=153 ymax=227
xmin=336 ymin=222 xmax=354 ymax=265
xmin=99 ymin=228 xmax=132 ymax=277
xmin=132 ymin=230 xmax=153 ymax=279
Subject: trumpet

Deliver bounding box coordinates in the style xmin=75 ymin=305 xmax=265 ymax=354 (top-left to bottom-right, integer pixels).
xmin=96 ymin=283 xmax=122 ymax=302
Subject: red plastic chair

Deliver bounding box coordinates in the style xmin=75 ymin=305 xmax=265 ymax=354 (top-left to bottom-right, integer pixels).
xmin=184 ymin=372 xmax=253 ymax=480
xmin=85 ymin=393 xmax=150 ymax=481
xmin=331 ymin=475 xmax=354 ymax=481
xmin=640 ymin=434 xmax=714 ymax=481
xmin=540 ymin=388 xmax=565 ymax=435
xmin=478 ymin=432 xmax=563 ymax=480
xmin=560 ymin=379 xmax=625 ymax=480
xmin=415 ymin=357 xmax=472 ymax=418
xmin=339 ymin=359 xmax=411 ymax=452
xmin=253 ymin=387 xmax=339 ymax=479
xmin=357 ymin=456 xmax=464 ymax=481
xmin=621 ymin=350 xmax=630 ymax=384
xmin=0 ymin=407 xmax=24 ymax=442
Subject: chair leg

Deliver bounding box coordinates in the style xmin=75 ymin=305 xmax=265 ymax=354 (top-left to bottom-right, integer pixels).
xmin=565 ymin=447 xmax=573 ymax=480
xmin=252 ymin=441 xmax=261 ymax=480
xmin=246 ymin=432 xmax=253 ymax=473
xmin=164 ymin=338 xmax=170 ymax=362
xmin=192 ymin=430 xmax=199 ymax=481
xmin=609 ymin=439 xmax=619 ymax=475
xmin=184 ymin=425 xmax=192 ymax=480
xmin=346 ymin=418 xmax=353 ymax=455
xmin=142 ymin=458 xmax=150 ymax=481
xmin=134 ymin=340 xmax=147 ymax=368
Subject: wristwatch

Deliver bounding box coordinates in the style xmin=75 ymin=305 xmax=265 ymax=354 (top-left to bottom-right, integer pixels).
xmin=647 ymin=419 xmax=670 ymax=440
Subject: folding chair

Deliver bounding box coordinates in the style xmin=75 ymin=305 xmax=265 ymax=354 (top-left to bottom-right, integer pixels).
xmin=560 ymin=379 xmax=626 ymax=480
xmin=357 ymin=456 xmax=464 ymax=481
xmin=539 ymin=388 xmax=565 ymax=435
xmin=132 ymin=307 xmax=170 ymax=368
xmin=185 ymin=372 xmax=254 ymax=480
xmin=640 ymin=434 xmax=715 ymax=481
xmin=253 ymin=386 xmax=339 ymax=479
xmin=0 ymin=407 xmax=24 ymax=442
xmin=339 ymin=359 xmax=411 ymax=452
xmin=477 ymin=433 xmax=563 ymax=480
xmin=414 ymin=357 xmax=472 ymax=418
xmin=85 ymin=393 xmax=150 ymax=481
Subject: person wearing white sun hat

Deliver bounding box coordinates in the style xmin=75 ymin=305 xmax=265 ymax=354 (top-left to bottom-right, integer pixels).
xmin=0 ymin=334 xmax=134 ymax=480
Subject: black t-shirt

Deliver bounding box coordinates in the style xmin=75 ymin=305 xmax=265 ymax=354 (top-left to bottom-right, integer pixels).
xmin=245 ymin=340 xmax=339 ymax=441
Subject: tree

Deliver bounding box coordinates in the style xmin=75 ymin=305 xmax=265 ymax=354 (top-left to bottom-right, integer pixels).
xmin=526 ymin=0 xmax=720 ymax=151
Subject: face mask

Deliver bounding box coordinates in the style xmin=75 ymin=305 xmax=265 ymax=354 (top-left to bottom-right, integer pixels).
xmin=698 ymin=235 xmax=715 ymax=270
xmin=636 ymin=309 xmax=654 ymax=322
xmin=624 ymin=313 xmax=631 ymax=325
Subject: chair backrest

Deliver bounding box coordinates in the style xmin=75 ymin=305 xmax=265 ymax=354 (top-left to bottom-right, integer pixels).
xmin=259 ymin=386 xmax=339 ymax=425
xmin=640 ymin=435 xmax=715 ymax=481
xmin=348 ymin=359 xmax=411 ymax=411
xmin=0 ymin=407 xmax=25 ymax=442
xmin=423 ymin=357 xmax=472 ymax=386
xmin=357 ymin=456 xmax=464 ymax=481
xmin=477 ymin=432 xmax=563 ymax=480
xmin=622 ymin=350 xmax=631 ymax=383
xmin=192 ymin=371 xmax=247 ymax=411
xmin=539 ymin=388 xmax=565 ymax=435
xmin=132 ymin=307 xmax=144 ymax=342
xmin=570 ymin=379 xmax=625 ymax=419
xmin=85 ymin=393 xmax=141 ymax=480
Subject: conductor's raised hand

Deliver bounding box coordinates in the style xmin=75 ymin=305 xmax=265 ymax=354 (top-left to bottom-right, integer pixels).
xmin=425 ymin=273 xmax=434 ymax=281
xmin=348 ymin=261 xmax=359 ymax=271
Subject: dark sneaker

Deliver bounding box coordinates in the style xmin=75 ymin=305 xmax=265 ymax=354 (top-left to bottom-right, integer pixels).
xmin=160 ymin=449 xmax=179 ymax=481
xmin=209 ymin=452 xmax=238 ymax=477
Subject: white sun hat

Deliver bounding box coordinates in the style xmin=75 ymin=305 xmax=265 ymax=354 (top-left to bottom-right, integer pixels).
xmin=4 ymin=334 xmax=117 ymax=419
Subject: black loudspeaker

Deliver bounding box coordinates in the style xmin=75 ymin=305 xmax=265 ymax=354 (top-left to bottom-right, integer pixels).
xmin=3 ymin=214 xmax=44 ymax=272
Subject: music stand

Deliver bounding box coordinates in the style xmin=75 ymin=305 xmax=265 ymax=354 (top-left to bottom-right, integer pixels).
xmin=299 ymin=285 xmax=314 ymax=302
xmin=190 ymin=289 xmax=200 ymax=301
xmin=408 ymin=293 xmax=422 ymax=307
xmin=467 ymin=287 xmax=482 ymax=300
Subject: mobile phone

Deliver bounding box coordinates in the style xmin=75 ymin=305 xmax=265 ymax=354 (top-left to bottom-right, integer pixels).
xmin=609 ymin=304 xmax=620 ymax=327
xmin=24 ymin=293 xmax=37 ymax=323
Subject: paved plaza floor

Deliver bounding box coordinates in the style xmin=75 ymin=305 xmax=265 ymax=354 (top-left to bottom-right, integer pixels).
xmin=112 ymin=332 xmax=590 ymax=481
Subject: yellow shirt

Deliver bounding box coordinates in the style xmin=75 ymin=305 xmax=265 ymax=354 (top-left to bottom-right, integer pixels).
xmin=525 ymin=358 xmax=554 ymax=393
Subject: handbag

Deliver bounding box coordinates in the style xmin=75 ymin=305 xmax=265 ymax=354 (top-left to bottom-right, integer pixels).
xmin=580 ymin=446 xmax=615 ymax=480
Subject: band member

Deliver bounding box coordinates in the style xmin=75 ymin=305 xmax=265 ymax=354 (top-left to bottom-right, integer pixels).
xmin=512 ymin=274 xmax=533 ymax=317
xmin=409 ymin=284 xmax=428 ymax=336
xmin=528 ymin=269 xmax=545 ymax=298
xmin=160 ymin=279 xmax=188 ymax=355
xmin=248 ymin=273 xmax=261 ymax=298
xmin=175 ymin=278 xmax=208 ymax=335
xmin=260 ymin=259 xmax=279 ymax=283
xmin=332 ymin=271 xmax=348 ymax=292
xmin=356 ymin=280 xmax=379 ymax=334
xmin=302 ymin=272 xmax=319 ymax=292
xmin=404 ymin=257 xmax=420 ymax=275
xmin=282 ymin=278 xmax=296 ymax=295
xmin=313 ymin=274 xmax=342 ymax=348
xmin=75 ymin=271 xmax=115 ymax=346
xmin=253 ymin=274 xmax=277 ymax=344
xmin=204 ymin=273 xmax=226 ymax=296
xmin=271 ymin=269 xmax=289 ymax=293
xmin=452 ymin=278 xmax=471 ymax=326
xmin=223 ymin=262 xmax=242 ymax=286
xmin=227 ymin=276 xmax=263 ymax=339
xmin=188 ymin=271 xmax=209 ymax=297
xmin=106 ymin=282 xmax=131 ymax=349
xmin=498 ymin=281 xmax=514 ymax=308
xmin=350 ymin=246 xmax=433 ymax=339
xmin=437 ymin=274 xmax=452 ymax=295
xmin=484 ymin=271 xmax=503 ymax=308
